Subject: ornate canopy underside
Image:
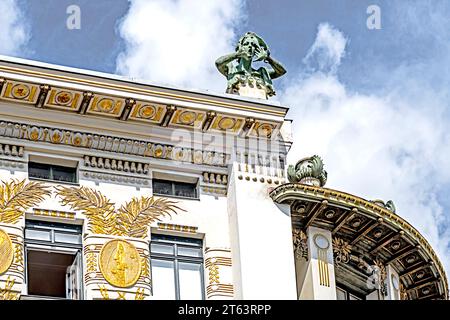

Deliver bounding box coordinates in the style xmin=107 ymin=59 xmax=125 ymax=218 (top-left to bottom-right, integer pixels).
xmin=270 ymin=183 xmax=448 ymax=300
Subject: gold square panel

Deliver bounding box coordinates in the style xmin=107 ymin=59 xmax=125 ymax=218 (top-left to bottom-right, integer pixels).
xmin=209 ymin=115 xmax=245 ymax=134
xmin=44 ymin=87 xmax=83 ymax=111
xmin=129 ymin=102 xmax=166 ymax=124
xmin=169 ymin=108 xmax=206 ymax=129
xmin=248 ymin=121 xmax=279 ymax=139
xmin=0 ymin=80 xmax=40 ymax=104
xmin=86 ymin=95 xmax=125 ymax=118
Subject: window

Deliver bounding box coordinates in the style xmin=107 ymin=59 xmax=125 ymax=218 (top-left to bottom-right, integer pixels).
xmin=28 ymin=161 xmax=77 ymax=183
xmin=150 ymin=234 xmax=204 ymax=300
xmin=24 ymin=221 xmax=83 ymax=300
xmin=336 ymin=286 xmax=364 ymax=300
xmin=152 ymin=179 xmax=198 ymax=199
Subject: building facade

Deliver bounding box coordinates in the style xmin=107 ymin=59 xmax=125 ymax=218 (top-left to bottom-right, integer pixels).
xmin=0 ymin=55 xmax=447 ymax=300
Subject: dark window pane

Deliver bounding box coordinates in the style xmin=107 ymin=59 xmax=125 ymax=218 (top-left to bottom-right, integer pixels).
xmin=52 ymin=165 xmax=77 ymax=183
xmin=28 ymin=162 xmax=77 ymax=183
xmin=28 ymin=162 xmax=51 ymax=180
xmin=153 ymin=180 xmax=173 ymax=195
xmin=174 ymin=182 xmax=197 ymax=198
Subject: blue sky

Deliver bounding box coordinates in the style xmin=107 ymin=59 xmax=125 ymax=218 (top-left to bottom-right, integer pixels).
xmin=1 ymin=0 xmax=450 ymax=273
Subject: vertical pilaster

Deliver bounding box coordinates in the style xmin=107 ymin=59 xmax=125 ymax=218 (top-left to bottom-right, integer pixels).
xmin=385 ymin=264 xmax=401 ymax=300
xmin=227 ymin=163 xmax=296 ymax=299
xmin=297 ymin=226 xmax=337 ymax=300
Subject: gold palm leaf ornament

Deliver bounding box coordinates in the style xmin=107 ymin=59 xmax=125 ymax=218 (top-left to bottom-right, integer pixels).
xmin=0 ymin=179 xmax=51 ymax=224
xmin=56 ymin=186 xmax=117 ymax=235
xmin=56 ymin=186 xmax=183 ymax=238
xmin=116 ymin=196 xmax=183 ymax=238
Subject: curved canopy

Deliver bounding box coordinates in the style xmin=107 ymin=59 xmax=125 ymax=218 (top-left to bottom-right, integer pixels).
xmin=270 ymin=183 xmax=448 ymax=300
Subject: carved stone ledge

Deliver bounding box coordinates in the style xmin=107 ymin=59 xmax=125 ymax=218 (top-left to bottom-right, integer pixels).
xmin=0 ymin=160 xmax=26 ymax=171
xmin=83 ymin=155 xmax=149 ymax=175
xmin=80 ymin=170 xmax=150 ymax=186
xmin=202 ymin=172 xmax=228 ymax=185
xmin=201 ymin=186 xmax=227 ymax=196
xmin=0 ymin=144 xmax=24 ymax=158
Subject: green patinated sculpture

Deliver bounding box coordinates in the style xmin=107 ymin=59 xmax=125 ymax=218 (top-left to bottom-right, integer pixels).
xmin=287 ymin=155 xmax=328 ymax=187
xmin=215 ymin=31 xmax=286 ymax=98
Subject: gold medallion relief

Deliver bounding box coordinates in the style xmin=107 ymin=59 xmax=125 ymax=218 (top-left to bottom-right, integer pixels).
xmin=0 ymin=229 xmax=14 ymax=275
xmin=99 ymin=239 xmax=141 ymax=288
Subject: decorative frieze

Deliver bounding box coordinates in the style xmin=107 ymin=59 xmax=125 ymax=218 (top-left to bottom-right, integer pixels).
xmin=157 ymin=222 xmax=198 ymax=234
xmin=0 ymin=76 xmax=284 ymax=139
xmin=33 ymin=208 xmax=76 ymax=220
xmin=83 ymin=155 xmax=150 ymax=175
xmin=80 ymin=171 xmax=150 ymax=186
xmin=0 ymin=121 xmax=230 ymax=167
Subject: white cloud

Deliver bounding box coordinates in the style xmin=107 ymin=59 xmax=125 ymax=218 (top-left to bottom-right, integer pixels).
xmin=116 ymin=0 xmax=245 ymax=92
xmin=282 ymin=23 xmax=450 ymax=274
xmin=303 ymin=23 xmax=347 ymax=74
xmin=0 ymin=0 xmax=29 ymax=55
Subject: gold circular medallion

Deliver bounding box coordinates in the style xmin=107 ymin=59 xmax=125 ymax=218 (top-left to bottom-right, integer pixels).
xmin=11 ymin=84 xmax=30 ymax=99
xmin=55 ymin=91 xmax=73 ymax=105
xmin=139 ymin=105 xmax=156 ymax=119
xmin=99 ymin=239 xmax=141 ymax=288
xmin=257 ymin=124 xmax=273 ymax=137
xmin=218 ymin=117 xmax=236 ymax=130
xmin=98 ymin=98 xmax=115 ymax=112
xmin=0 ymin=228 xmax=14 ymax=275
xmin=179 ymin=111 xmax=196 ymax=125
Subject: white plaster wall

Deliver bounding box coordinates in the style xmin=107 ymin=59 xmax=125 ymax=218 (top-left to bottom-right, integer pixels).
xmin=227 ymin=164 xmax=297 ymax=299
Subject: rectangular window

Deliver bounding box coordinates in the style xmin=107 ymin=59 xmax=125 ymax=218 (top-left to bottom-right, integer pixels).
xmin=24 ymin=220 xmax=83 ymax=300
xmin=152 ymin=179 xmax=198 ymax=199
xmin=28 ymin=162 xmax=77 ymax=184
xmin=150 ymin=234 xmax=204 ymax=300
xmin=336 ymin=286 xmax=364 ymax=300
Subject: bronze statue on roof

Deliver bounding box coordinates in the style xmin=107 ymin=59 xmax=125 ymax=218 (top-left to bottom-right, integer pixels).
xmin=215 ymin=32 xmax=286 ymax=99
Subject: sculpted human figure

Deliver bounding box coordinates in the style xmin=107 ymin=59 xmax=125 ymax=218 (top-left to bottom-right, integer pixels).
xmin=215 ymin=32 xmax=286 ymax=98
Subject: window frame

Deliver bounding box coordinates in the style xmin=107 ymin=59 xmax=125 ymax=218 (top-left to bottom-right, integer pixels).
xmin=152 ymin=178 xmax=199 ymax=200
xmin=150 ymin=234 xmax=205 ymax=300
xmin=24 ymin=220 xmax=83 ymax=300
xmin=28 ymin=161 xmax=79 ymax=185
